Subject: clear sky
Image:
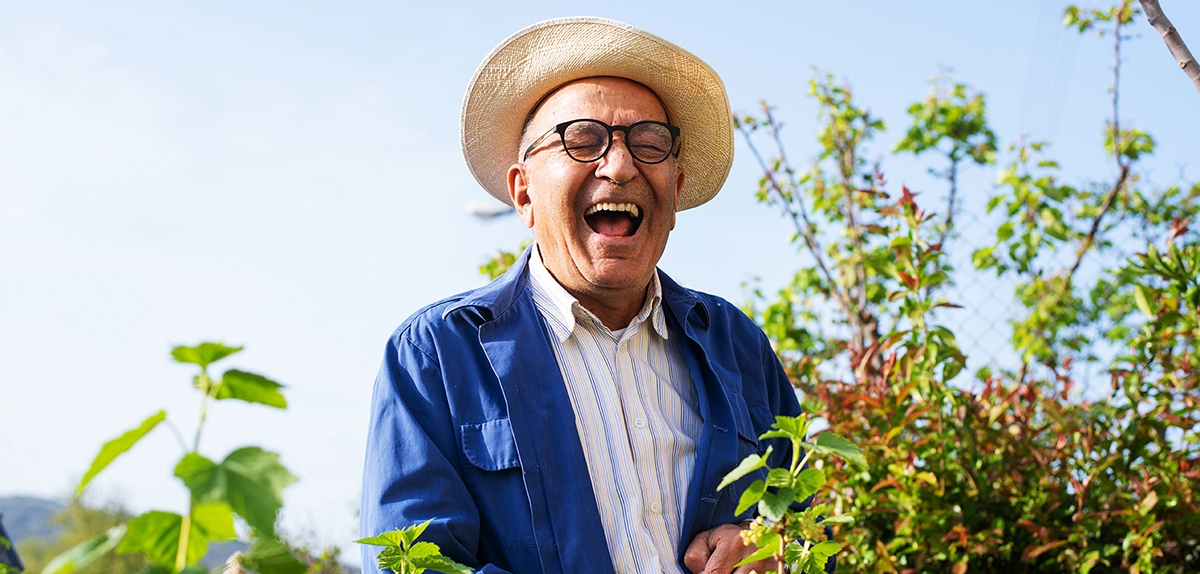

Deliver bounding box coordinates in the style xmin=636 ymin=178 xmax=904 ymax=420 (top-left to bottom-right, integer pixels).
xmin=2 ymin=0 xmax=1197 ymax=563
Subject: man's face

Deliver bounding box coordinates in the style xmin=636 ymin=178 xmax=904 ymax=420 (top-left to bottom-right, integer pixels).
xmin=507 ymin=77 xmax=685 ymax=307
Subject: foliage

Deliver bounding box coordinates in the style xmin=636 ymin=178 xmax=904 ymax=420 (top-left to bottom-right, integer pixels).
xmin=738 ymin=4 xmax=1199 ymax=572
xmin=14 ymin=500 xmax=147 ymax=574
xmin=718 ymin=414 xmax=863 ymax=573
xmin=479 ymin=239 xmax=531 ymax=281
xmin=357 ymin=520 xmax=472 ymax=574
xmin=43 ymin=342 xmax=306 ymax=574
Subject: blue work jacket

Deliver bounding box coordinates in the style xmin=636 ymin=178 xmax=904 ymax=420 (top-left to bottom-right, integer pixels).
xmin=361 ymin=249 xmax=802 ymax=574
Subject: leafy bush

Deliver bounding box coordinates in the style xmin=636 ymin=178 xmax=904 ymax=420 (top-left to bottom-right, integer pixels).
xmin=739 ymin=3 xmax=1199 ymax=572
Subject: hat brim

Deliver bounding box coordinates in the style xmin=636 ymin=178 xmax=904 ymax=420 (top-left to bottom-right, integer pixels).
xmin=461 ymin=17 xmax=733 ymax=211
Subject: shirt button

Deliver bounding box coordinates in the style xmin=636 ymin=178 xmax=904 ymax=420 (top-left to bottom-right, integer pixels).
xmin=650 ymin=501 xmax=661 ymax=513
xmin=634 ymin=417 xmax=647 ymax=429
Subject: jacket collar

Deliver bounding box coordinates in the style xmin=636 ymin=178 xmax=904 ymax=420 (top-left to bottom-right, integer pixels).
xmin=445 ymin=244 xmax=711 ymax=331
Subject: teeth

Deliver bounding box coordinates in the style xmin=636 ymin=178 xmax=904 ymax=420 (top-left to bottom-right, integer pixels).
xmin=585 ymin=202 xmax=641 ymax=218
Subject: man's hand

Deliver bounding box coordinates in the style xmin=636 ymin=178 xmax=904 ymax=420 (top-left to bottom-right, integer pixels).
xmin=683 ymin=522 xmax=779 ymax=574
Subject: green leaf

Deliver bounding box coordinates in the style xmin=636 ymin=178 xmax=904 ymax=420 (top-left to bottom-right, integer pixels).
xmin=191 ymin=502 xmax=237 ymax=542
xmin=820 ymin=514 xmax=855 ymax=525
xmin=216 ymin=370 xmax=288 ymax=409
xmin=171 ymin=342 xmax=242 ymax=368
xmin=239 ymin=536 xmax=307 ymax=574
xmin=796 ymin=468 xmax=826 ymax=502
xmin=77 ymin=411 xmax=167 ymax=496
xmin=1133 ymin=285 xmax=1155 ymax=318
xmin=758 ymin=487 xmax=794 ymax=522
xmin=356 ymin=530 xmax=410 ymax=548
xmin=736 ymin=480 xmax=767 ymax=515
xmin=411 ymin=554 xmax=474 ymax=574
xmin=718 ymin=445 xmax=773 ymax=490
xmin=116 ymin=511 xmax=208 ymax=567
xmin=41 ymin=524 xmax=126 ymax=574
xmin=759 ymin=415 xmax=809 ymax=442
xmin=806 ymin=540 xmax=841 ymax=574
xmin=809 ymin=432 xmax=868 ymax=470
xmin=175 ymin=447 xmax=296 ymax=536
xmin=406 ymin=541 xmax=441 ymax=559
xmin=735 ymin=530 xmax=781 ymax=567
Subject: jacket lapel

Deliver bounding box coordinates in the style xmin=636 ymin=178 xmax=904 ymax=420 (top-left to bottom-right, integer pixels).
xmin=661 ymin=273 xmax=740 ymax=561
xmin=472 ymin=251 xmax=615 ymax=574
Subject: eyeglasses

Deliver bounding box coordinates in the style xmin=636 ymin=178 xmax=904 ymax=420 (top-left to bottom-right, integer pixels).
xmin=522 ymin=119 xmax=681 ymax=164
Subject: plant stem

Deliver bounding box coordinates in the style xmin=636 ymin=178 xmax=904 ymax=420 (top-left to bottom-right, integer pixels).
xmin=175 ymin=503 xmax=192 ymax=572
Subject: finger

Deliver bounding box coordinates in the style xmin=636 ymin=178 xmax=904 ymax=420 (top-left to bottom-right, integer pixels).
xmin=683 ymin=531 xmax=714 ymax=573
xmin=703 ymin=527 xmax=751 ymax=574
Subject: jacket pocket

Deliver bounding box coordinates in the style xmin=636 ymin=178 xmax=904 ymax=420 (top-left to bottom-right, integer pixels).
xmin=459 ymin=419 xmax=536 ymax=549
xmin=727 ymin=393 xmax=761 ymax=448
xmin=461 ymin=419 xmax=520 ymax=471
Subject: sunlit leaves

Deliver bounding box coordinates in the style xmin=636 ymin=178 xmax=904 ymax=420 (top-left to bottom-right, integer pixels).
xmin=717 ymin=445 xmax=773 ymax=491
xmin=238 ymin=536 xmax=307 ymax=574
xmin=170 ymin=342 xmax=242 ymax=368
xmin=358 ymin=520 xmax=472 ymax=574
xmin=40 ymin=524 xmax=126 ymax=574
xmin=213 ymin=370 xmax=287 ymax=409
xmin=77 ymin=410 xmax=166 ymax=496
xmin=174 ymin=447 xmax=297 ymax=537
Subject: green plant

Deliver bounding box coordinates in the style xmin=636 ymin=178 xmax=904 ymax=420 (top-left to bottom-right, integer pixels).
xmin=738 ymin=2 xmax=1199 ymax=571
xmin=43 ymin=342 xmax=306 ymax=574
xmin=717 ymin=414 xmax=865 ymax=573
xmin=357 ymin=520 xmax=471 ymax=574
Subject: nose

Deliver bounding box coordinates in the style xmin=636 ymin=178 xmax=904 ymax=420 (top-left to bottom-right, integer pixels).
xmin=594 ymin=132 xmax=639 ymax=184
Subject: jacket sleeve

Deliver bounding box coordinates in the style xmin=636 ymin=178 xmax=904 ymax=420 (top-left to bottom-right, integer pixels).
xmin=360 ymin=330 xmax=514 ymax=574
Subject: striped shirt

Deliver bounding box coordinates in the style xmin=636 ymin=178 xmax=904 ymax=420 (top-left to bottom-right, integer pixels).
xmin=528 ymin=246 xmax=703 ymax=573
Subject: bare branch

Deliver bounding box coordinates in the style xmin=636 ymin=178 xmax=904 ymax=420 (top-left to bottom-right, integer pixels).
xmin=1138 ymin=0 xmax=1200 ymax=96
xmin=1069 ymin=164 xmax=1131 ymax=278
xmin=736 ymin=116 xmax=852 ymax=317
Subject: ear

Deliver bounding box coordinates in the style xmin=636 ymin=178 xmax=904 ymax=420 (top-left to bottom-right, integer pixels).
xmin=669 ymin=168 xmax=684 ymax=230
xmin=507 ymin=163 xmax=536 ymax=229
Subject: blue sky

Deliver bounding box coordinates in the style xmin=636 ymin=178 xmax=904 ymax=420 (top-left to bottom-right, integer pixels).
xmin=2 ymin=0 xmax=1197 ymax=562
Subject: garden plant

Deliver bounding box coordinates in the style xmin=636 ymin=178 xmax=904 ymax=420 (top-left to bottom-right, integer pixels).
xmin=41 ymin=343 xmax=309 ymax=574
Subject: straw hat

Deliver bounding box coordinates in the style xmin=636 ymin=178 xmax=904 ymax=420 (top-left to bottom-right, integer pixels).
xmin=460 ymin=16 xmax=733 ymax=211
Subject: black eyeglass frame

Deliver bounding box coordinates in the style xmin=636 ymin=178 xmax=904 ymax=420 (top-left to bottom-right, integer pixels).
xmin=521 ymin=119 xmax=681 ymax=164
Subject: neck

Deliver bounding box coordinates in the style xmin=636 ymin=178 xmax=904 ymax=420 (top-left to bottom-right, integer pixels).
xmin=570 ymin=286 xmax=648 ymax=331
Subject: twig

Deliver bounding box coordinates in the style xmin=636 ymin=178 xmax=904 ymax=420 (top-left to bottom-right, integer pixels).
xmin=1069 ymin=164 xmax=1131 ymax=278
xmin=1138 ymin=0 xmax=1200 ymax=96
xmin=737 ymin=119 xmax=853 ymax=317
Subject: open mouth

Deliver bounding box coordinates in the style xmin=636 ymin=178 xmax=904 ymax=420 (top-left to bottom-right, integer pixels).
xmin=584 ymin=202 xmax=643 ymax=237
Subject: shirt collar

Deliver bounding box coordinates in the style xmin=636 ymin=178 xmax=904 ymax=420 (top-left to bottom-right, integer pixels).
xmin=528 ymin=243 xmax=668 ymax=343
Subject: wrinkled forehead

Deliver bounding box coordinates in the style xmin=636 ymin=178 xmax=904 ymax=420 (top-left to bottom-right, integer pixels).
xmin=522 ymin=76 xmax=672 ymax=133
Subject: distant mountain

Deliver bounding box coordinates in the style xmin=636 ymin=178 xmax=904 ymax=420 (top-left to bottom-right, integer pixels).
xmin=0 ymin=496 xmax=247 ymax=569
xmin=0 ymin=496 xmax=64 ymax=543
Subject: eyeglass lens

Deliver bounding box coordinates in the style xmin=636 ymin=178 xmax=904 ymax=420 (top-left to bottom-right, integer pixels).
xmin=562 ymin=120 xmax=675 ymax=164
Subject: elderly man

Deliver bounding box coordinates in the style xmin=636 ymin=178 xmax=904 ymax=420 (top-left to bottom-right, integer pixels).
xmin=362 ymin=17 xmax=808 ymax=574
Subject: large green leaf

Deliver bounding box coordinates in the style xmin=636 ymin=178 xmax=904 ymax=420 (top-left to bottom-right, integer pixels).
xmin=805 ymin=540 xmax=841 ymax=574
xmin=356 ymin=519 xmax=433 ymax=548
xmin=41 ymin=524 xmax=126 ymax=574
xmin=116 ymin=511 xmax=208 ymax=567
xmin=238 ymin=537 xmax=307 ymax=574
xmin=171 ymin=342 xmax=242 ymax=368
xmin=174 ymin=453 xmax=223 ymax=502
xmin=735 ymin=480 xmax=767 ymax=515
xmin=805 ymin=433 xmax=868 ymax=471
xmin=795 ymin=468 xmax=826 ymax=502
xmin=411 ymin=554 xmax=473 ymax=574
xmin=717 ymin=445 xmax=773 ymax=491
xmin=191 ymin=502 xmax=237 ymax=543
xmin=77 ymin=411 xmax=167 ymax=496
xmin=175 ymin=447 xmax=296 ymax=536
xmin=757 ymin=487 xmax=794 ymax=522
xmin=215 ymin=369 xmax=288 ymax=409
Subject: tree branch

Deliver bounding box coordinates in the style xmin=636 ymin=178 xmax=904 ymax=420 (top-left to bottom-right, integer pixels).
xmin=737 ymin=118 xmax=853 ymax=316
xmin=1138 ymin=0 xmax=1200 ymax=96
